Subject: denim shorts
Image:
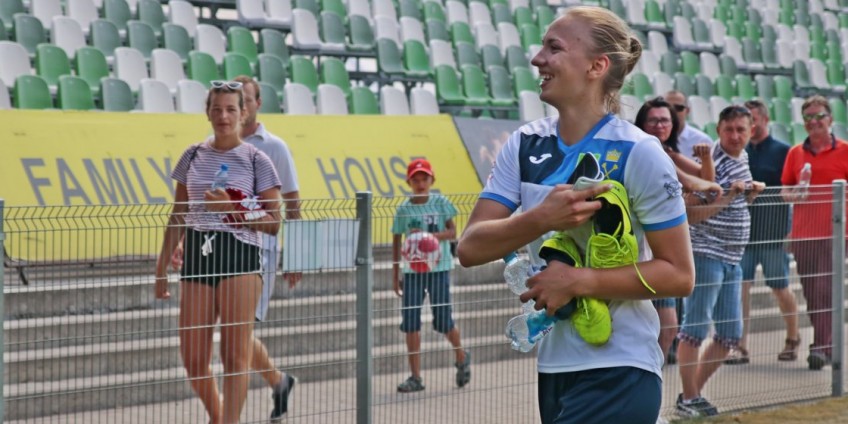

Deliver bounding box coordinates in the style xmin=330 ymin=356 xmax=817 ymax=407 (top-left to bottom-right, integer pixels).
xmin=679 ymin=255 xmax=742 ymax=347
xmin=400 ymin=271 xmax=455 ymax=334
xmin=740 ymin=243 xmax=790 ymax=289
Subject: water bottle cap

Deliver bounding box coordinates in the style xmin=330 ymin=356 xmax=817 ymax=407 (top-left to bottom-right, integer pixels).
xmin=802 ymin=163 xmax=811 ymax=170
xmin=503 ymin=252 xmax=517 ymax=263
xmin=220 ymin=164 xmax=229 ymax=171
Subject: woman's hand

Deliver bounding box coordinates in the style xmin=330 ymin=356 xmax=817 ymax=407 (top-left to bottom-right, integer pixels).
xmin=393 ymin=278 xmax=403 ymax=297
xmin=169 ymin=242 xmax=184 ymax=271
xmin=532 ymin=184 xmax=610 ymax=232
xmin=154 ymin=273 xmax=171 ymax=299
xmin=692 ymin=144 xmax=711 ymax=162
xmin=204 ymin=188 xmax=234 ymax=213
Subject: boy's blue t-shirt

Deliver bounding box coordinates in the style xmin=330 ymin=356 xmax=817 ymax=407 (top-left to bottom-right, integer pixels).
xmin=391 ymin=194 xmax=458 ymax=273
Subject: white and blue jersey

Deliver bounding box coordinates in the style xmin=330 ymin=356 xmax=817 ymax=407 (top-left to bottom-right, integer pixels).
xmin=482 ymin=114 xmax=687 ymax=378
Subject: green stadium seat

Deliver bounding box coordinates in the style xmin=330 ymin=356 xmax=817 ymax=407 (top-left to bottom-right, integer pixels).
xmin=460 ymin=64 xmax=491 ymax=106
xmin=91 ymin=19 xmax=122 ymax=59
xmin=505 ymin=45 xmax=530 ymax=72
xmin=104 ymin=0 xmax=133 ymax=34
xmin=840 ymin=13 xmax=848 ymax=29
xmin=13 ymin=14 xmax=46 ymax=55
xmin=223 ymin=52 xmax=253 ymax=80
xmin=663 ymin=0 xmax=681 ymax=26
xmin=826 ymin=41 xmax=842 ymax=64
xmin=0 ymin=0 xmax=24 ymax=33
xmin=127 ymin=20 xmax=158 ymax=59
xmin=228 ymin=26 xmax=259 ymax=64
xmin=258 ymin=82 xmax=282 ymax=113
xmin=290 ymin=55 xmax=320 ymax=93
xmin=714 ymin=74 xmax=734 ymax=101
xmin=529 ymin=0 xmax=547 ymax=9
xmin=512 ymin=67 xmax=538 ymax=97
xmin=680 ymin=51 xmax=700 ymax=77
xmin=519 ymin=23 xmax=541 ymax=50
xmin=535 ymin=6 xmax=554 ymax=29
xmin=424 ymin=2 xmax=447 ymax=22
xmin=450 ymin=22 xmax=475 ymax=48
xmin=320 ymin=57 xmax=351 ymax=97
xmin=755 ymin=74 xmax=775 ymax=100
xmin=513 ymin=6 xmax=533 ymax=27
xmin=674 ymin=72 xmax=695 ymax=97
xmin=829 ymin=98 xmax=848 ymax=124
xmin=259 ymin=29 xmax=291 ymax=69
xmin=14 ymin=75 xmax=52 ymax=109
xmin=695 ymin=74 xmax=714 ymax=98
xmin=660 ymin=51 xmax=680 ymax=75
xmin=35 ymin=43 xmax=72 ymax=88
xmin=703 ymin=121 xmax=718 ymax=140
xmin=608 ymin=0 xmax=627 ymax=20
xmin=771 ymin=98 xmax=792 ymax=125
xmin=455 ymin=41 xmax=481 ymax=67
xmin=187 ymin=50 xmax=222 ymax=88
xmin=321 ymin=0 xmax=346 ymax=17
xmin=791 ymin=122 xmax=807 ymax=145
xmin=645 ymin=0 xmax=666 ymax=28
xmin=435 ymin=65 xmax=465 ymax=105
xmin=426 ymin=19 xmax=450 ymax=42
xmin=691 ymin=18 xmax=712 ymax=46
xmin=491 ymin=3 xmax=511 ymax=25
xmin=718 ymin=53 xmax=738 ymax=76
xmin=256 ymin=53 xmax=287 ymax=95
xmin=163 ymin=23 xmax=193 ymax=62
xmin=481 ymin=44 xmax=504 ymax=70
xmin=100 ymin=77 xmax=135 ymax=111
xmin=349 ymin=86 xmax=379 ymax=114
xmin=792 ymin=61 xmax=814 ymax=91
xmin=631 ymin=72 xmax=653 ymax=100
xmin=735 ymin=74 xmax=755 ymax=99
xmin=320 ymin=11 xmax=347 ymax=50
xmin=827 ymin=60 xmax=846 ymax=89
xmin=376 ymin=38 xmax=404 ymax=74
xmin=74 ymin=46 xmax=109 ymax=95
xmin=57 ymin=75 xmax=95 ymax=110
xmin=138 ymin=0 xmax=166 ymax=38
xmin=403 ymin=39 xmax=430 ymax=77
xmin=347 ymin=15 xmax=375 ymax=51
xmin=399 ymin=0 xmax=423 ymax=20
xmin=488 ymin=65 xmax=514 ymax=107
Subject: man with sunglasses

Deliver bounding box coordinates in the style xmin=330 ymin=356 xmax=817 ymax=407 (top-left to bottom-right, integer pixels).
xmin=233 ymin=75 xmax=303 ymax=418
xmin=665 ymin=91 xmax=714 ymax=160
xmin=781 ymin=95 xmax=848 ymax=371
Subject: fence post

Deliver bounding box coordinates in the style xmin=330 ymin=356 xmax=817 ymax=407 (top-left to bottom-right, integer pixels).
xmin=355 ymin=192 xmax=373 ymax=424
xmin=0 ymin=199 xmax=5 ymax=422
xmin=832 ymin=181 xmax=846 ymax=397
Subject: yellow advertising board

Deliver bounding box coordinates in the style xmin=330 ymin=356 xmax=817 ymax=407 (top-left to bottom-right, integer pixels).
xmin=0 ymin=111 xmax=481 ymax=261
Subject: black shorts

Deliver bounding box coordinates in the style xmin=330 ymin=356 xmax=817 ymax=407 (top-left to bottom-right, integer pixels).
xmin=181 ymin=228 xmax=262 ymax=287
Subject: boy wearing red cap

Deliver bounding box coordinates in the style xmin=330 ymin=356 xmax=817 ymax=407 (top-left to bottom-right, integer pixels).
xmin=391 ymin=159 xmax=471 ymax=393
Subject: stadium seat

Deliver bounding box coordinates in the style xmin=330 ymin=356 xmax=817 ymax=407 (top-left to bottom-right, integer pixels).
xmin=631 ymin=72 xmax=654 ymax=100
xmin=455 ymin=41 xmax=481 ymax=67
xmin=0 ymin=0 xmax=25 ymax=33
xmin=469 ymin=1 xmax=492 ymax=26
xmin=259 ymin=28 xmax=290 ymax=67
xmin=187 ymin=50 xmax=221 ymax=88
xmin=347 ymin=0 xmax=372 ymax=22
xmin=290 ymin=55 xmax=320 ymax=93
xmin=431 ymin=39 xmax=457 ymax=70
xmin=223 ymin=52 xmax=253 ymax=80
xmin=518 ymin=91 xmax=544 ymax=121
xmin=319 ymin=11 xmax=347 ymax=52
xmin=372 ymin=0 xmax=398 ymax=21
xmin=680 ymin=51 xmax=700 ymax=77
xmin=256 ymin=53 xmax=286 ymax=94
xmin=137 ymin=0 xmax=166 ymax=37
xmin=791 ymin=122 xmax=808 ymax=144
xmin=35 ymin=43 xmax=72 ymax=90
xmin=619 ymin=94 xmax=640 ymax=122
xmin=317 ymin=83 xmax=349 ymax=114
xmin=169 ymin=1 xmax=199 ymax=38
xmin=474 ymin=22 xmax=499 ymax=50
xmin=380 ymin=85 xmax=410 ymax=115
xmin=446 ymin=0 xmax=469 ymax=24
xmin=735 ymin=74 xmax=756 ymax=99
xmin=137 ymin=78 xmax=175 ymax=112
xmin=72 ymin=47 xmax=107 ymax=96
xmin=461 ymin=64 xmax=491 ymax=106
xmin=535 ymin=5 xmax=554 ymax=29
xmin=349 ymin=86 xmax=380 ymax=114
xmin=104 ymin=0 xmax=132 ymax=36
xmin=283 ymin=82 xmax=316 ymax=114
xmin=196 ymin=24 xmax=227 ymax=65
xmin=491 ymin=3 xmax=511 ymax=25
xmin=688 ymin=95 xmax=711 ymax=129
xmin=238 ymin=0 xmax=268 ymax=28
xmin=450 ymin=21 xmax=475 ymax=48
xmin=674 ymin=72 xmax=695 ymax=97
xmin=14 ymin=75 xmax=52 ymax=109
xmin=793 ymin=60 xmax=815 ymax=90
xmin=513 ymin=5 xmax=532 ymax=27
xmin=376 ymin=38 xmax=404 ymax=74
xmin=714 ymin=74 xmax=734 ymax=100
xmin=809 ymin=58 xmax=834 ymax=89
xmin=31 ymin=0 xmax=63 ymax=31
xmin=771 ymin=97 xmax=792 ymax=125
xmin=481 ymin=44 xmax=505 ymax=70
xmin=423 ymin=2 xmax=447 ymax=23
xmin=258 ymin=81 xmax=282 ymax=113
xmin=410 ymin=87 xmax=439 ymax=114
xmin=319 ymin=57 xmax=352 ymax=97
xmin=399 ymin=0 xmax=422 ymax=21
xmin=695 ymin=74 xmax=714 ymax=98
xmin=51 ymin=16 xmax=86 ymax=60
xmin=321 ymin=0 xmax=346 ymax=19
xmin=403 ymin=39 xmax=431 ymax=77
xmin=829 ymin=98 xmax=848 ymax=124
xmin=291 ymin=9 xmax=324 ymax=50
xmin=91 ymin=19 xmax=122 ymax=61
xmin=0 ymin=78 xmax=9 ymax=109
xmin=741 ymin=37 xmax=765 ymax=71
xmin=435 ymin=64 xmax=466 ymax=104
xmin=175 ymin=79 xmax=206 ymax=113
xmin=0 ymin=41 xmax=29 ymax=89
xmin=401 ymin=16 xmax=427 ymax=44
xmin=228 ymin=26 xmax=259 ymax=64
xmin=128 ymin=20 xmax=158 ymax=59
xmin=265 ymin=0 xmax=293 ymax=26
xmin=505 ymin=45 xmax=530 ymax=72
xmin=115 ymin=47 xmax=149 ymax=92
xmin=67 ymin=0 xmax=98 ymax=36
xmin=151 ymin=48 xmax=186 ymax=93
xmin=512 ymin=67 xmax=537 ymax=96
xmin=653 ymin=72 xmax=674 ymax=96
xmin=375 ymin=16 xmax=401 ymax=49
xmin=295 ymin=0 xmax=320 ymax=17
xmin=719 ymin=53 xmax=738 ymax=76
xmin=660 ymin=51 xmax=681 ymax=75
xmin=100 ymin=77 xmax=135 ymax=111
xmin=347 ymin=15 xmax=375 ymax=51
xmin=497 ymin=22 xmax=521 ymax=55
xmin=488 ymin=65 xmax=515 ymax=107
xmin=519 ymin=23 xmax=541 ymax=50
xmin=56 ymin=75 xmax=95 ymax=110
xmin=14 ymin=14 xmax=46 ymax=55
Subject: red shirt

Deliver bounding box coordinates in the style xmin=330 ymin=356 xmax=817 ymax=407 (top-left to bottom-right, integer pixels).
xmin=781 ymin=136 xmax=848 ymax=239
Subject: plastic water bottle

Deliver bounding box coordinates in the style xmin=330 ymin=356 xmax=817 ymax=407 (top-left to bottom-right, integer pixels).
xmin=211 ymin=164 xmax=229 ymax=191
xmin=796 ymin=163 xmax=812 ymax=201
xmin=505 ymin=310 xmax=559 ymax=353
xmin=503 ymin=252 xmax=533 ymax=295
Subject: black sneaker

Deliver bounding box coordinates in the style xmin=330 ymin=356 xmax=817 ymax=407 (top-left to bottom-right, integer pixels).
xmin=455 ymin=350 xmax=471 ymax=388
xmin=807 ymin=351 xmax=831 ymax=371
xmin=675 ymin=394 xmax=718 ymax=417
xmin=397 ymin=375 xmax=425 ymax=393
xmin=270 ymin=374 xmax=297 ymax=421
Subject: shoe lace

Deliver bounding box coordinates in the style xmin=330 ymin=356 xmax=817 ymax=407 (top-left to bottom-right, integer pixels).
xmin=588 ymin=233 xmax=655 ymax=294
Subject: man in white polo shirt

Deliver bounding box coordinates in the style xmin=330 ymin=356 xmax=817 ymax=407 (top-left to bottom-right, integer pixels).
xmin=665 ymin=90 xmax=714 ymax=160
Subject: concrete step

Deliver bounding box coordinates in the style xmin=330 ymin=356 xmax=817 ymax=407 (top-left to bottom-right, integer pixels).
xmin=4 ymin=305 xmax=524 ymax=384
xmin=4 ymin=334 xmax=523 ymax=421
xmin=4 ymin=284 xmax=518 ymax=352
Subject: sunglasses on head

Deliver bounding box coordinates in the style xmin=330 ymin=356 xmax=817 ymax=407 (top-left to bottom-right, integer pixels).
xmin=210 ymin=80 xmax=243 ymax=90
xmin=802 ymin=112 xmax=830 ymax=122
xmin=671 ymin=104 xmax=687 ymax=112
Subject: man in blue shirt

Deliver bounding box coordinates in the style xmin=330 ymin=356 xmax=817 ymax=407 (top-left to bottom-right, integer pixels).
xmin=725 ymin=100 xmax=800 ymax=365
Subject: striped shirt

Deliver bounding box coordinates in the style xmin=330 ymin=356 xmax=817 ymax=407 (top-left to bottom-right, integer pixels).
xmin=172 ymin=140 xmax=282 ymax=247
xmin=690 ymin=144 xmax=752 ymax=264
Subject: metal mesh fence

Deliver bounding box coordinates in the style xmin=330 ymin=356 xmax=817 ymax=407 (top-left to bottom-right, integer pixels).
xmin=0 ymin=184 xmax=846 ymax=423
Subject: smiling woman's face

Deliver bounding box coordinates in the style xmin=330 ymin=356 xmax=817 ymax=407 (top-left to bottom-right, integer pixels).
xmin=642 ymin=107 xmax=673 ymax=143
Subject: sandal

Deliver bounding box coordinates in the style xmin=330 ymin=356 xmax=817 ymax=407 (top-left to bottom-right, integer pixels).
xmin=778 ymin=337 xmax=801 ymax=361
xmin=724 ymin=346 xmax=749 ymax=365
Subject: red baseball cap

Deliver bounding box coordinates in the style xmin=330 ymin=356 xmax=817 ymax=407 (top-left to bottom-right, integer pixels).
xmin=406 ymin=158 xmax=435 ymax=181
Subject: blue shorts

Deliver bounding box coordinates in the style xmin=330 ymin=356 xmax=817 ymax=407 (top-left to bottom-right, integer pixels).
xmin=652 ymin=297 xmax=677 ymax=309
xmin=538 ymin=367 xmax=661 ymax=424
xmin=400 ymin=271 xmax=455 ymax=334
xmin=679 ymin=255 xmax=742 ymax=348
xmin=740 ymin=243 xmax=790 ymax=289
